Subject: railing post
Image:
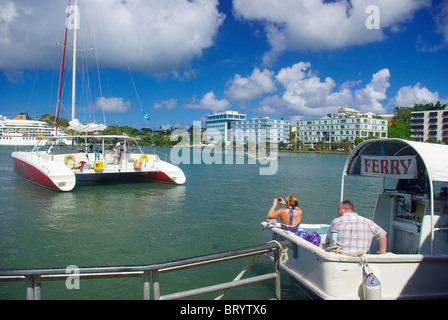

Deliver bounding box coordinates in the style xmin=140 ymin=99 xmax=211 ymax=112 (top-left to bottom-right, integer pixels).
xmin=152 ymin=270 xmax=160 ymax=300
xmin=143 ymin=271 xmax=151 ymax=300
xmin=25 ymin=275 xmax=42 ymax=300
xmin=34 ymin=275 xmax=42 ymax=300
xmin=274 ymin=248 xmax=281 ymax=300
xmin=26 ymin=276 xmax=33 ymax=300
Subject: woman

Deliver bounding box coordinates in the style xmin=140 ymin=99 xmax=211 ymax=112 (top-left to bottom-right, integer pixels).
xmin=267 ymin=196 xmax=303 ymax=233
xmin=267 ymin=195 xmax=321 ymax=247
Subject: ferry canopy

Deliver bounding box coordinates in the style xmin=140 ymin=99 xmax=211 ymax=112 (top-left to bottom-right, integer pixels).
xmin=344 ymin=139 xmax=448 ymax=183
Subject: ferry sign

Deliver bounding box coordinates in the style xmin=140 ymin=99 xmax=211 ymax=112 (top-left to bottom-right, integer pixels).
xmin=361 ymin=155 xmax=418 ymax=179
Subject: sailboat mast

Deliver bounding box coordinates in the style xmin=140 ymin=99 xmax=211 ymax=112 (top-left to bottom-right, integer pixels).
xmin=71 ymin=0 xmax=78 ymax=121
xmin=55 ymin=0 xmax=71 ymax=135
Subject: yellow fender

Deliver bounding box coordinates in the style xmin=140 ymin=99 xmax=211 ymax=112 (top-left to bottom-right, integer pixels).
xmin=93 ymin=161 xmax=104 ymax=171
xmin=134 ymin=159 xmax=142 ymax=170
xmin=64 ymin=155 xmax=75 ymax=165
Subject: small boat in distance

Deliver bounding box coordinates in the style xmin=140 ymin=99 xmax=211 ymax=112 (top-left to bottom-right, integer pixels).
xmin=245 ymin=152 xmax=279 ymax=161
xmin=262 ymin=138 xmax=448 ymax=299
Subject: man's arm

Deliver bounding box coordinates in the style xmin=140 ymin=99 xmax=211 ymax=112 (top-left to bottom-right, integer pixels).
xmin=377 ymin=235 xmax=387 ymax=254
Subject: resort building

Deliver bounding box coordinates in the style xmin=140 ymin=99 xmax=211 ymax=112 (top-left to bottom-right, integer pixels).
xmin=205 ymin=112 xmax=290 ymax=145
xmin=294 ymin=116 xmax=388 ymax=146
xmin=335 ymin=107 xmax=362 ymax=118
xmin=205 ymin=111 xmax=246 ymax=144
xmin=410 ymin=109 xmax=448 ymax=144
xmin=230 ymin=117 xmax=290 ymax=145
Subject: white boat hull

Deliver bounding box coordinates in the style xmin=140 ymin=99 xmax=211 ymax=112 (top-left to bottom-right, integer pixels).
xmin=12 ymin=149 xmax=186 ymax=191
xmin=262 ymin=221 xmax=448 ymax=300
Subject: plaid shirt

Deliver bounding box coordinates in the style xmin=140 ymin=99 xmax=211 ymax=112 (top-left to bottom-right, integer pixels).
xmin=326 ymin=212 xmax=386 ymax=254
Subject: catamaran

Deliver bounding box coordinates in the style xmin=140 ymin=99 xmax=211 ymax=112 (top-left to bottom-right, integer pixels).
xmin=262 ymin=138 xmax=448 ymax=299
xmin=11 ymin=0 xmax=186 ymax=191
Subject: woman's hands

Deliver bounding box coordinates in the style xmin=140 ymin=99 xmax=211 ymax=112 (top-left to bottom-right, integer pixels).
xmin=274 ymin=197 xmax=285 ymax=206
xmin=268 ymin=197 xmax=284 ymax=220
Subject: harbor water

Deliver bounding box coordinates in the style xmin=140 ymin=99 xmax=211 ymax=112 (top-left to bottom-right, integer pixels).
xmin=0 ymin=146 xmax=382 ymax=300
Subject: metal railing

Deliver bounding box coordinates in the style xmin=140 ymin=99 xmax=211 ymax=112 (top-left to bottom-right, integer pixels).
xmin=0 ymin=241 xmax=287 ymax=300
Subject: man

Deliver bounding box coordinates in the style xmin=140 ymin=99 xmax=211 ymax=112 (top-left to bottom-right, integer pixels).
xmin=324 ymin=200 xmax=387 ymax=254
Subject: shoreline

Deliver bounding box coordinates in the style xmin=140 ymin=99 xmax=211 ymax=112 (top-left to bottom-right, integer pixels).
xmin=149 ymin=144 xmax=350 ymax=155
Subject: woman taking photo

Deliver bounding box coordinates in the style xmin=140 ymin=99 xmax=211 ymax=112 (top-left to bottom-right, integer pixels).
xmin=267 ymin=195 xmax=321 ymax=246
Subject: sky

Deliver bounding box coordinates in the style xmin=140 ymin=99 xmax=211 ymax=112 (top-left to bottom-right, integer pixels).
xmin=0 ymin=0 xmax=448 ymax=131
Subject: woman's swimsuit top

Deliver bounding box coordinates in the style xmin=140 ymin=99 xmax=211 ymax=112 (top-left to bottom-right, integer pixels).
xmin=281 ymin=207 xmax=300 ymax=233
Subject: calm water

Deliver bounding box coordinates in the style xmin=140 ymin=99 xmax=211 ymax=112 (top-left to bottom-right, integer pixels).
xmin=0 ymin=146 xmax=382 ymax=300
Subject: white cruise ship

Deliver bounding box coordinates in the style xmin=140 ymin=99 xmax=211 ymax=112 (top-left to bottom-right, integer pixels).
xmin=0 ymin=113 xmax=69 ymax=146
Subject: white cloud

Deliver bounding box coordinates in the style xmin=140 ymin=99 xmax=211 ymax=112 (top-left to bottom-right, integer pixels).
xmin=435 ymin=0 xmax=448 ymax=44
xmin=184 ymin=91 xmax=230 ymax=112
xmin=225 ymin=68 xmax=277 ymax=104
xmin=238 ymin=62 xmax=391 ymax=119
xmin=394 ymin=83 xmax=440 ymax=107
xmin=233 ymin=0 xmax=431 ymax=64
xmin=0 ymin=0 xmax=225 ymax=76
xmin=94 ymin=97 xmax=132 ymax=113
xmin=353 ymin=68 xmax=390 ymax=114
xmin=153 ymin=98 xmax=178 ymax=111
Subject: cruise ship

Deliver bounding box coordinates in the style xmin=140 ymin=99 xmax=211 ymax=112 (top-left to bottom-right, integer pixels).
xmin=0 ymin=113 xmax=69 ymax=146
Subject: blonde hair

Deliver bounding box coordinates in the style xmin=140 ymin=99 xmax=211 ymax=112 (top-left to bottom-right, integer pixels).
xmin=286 ymin=195 xmax=298 ymax=207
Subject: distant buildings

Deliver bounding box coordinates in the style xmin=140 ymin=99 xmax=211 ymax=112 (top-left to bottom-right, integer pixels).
xmin=205 ymin=107 xmax=389 ymax=147
xmin=410 ymin=110 xmax=448 ymax=144
xmin=205 ymin=111 xmax=246 ymax=144
xmin=293 ymin=108 xmax=388 ymax=146
xmin=231 ymin=117 xmax=290 ymax=145
xmin=205 ymin=111 xmax=289 ymax=145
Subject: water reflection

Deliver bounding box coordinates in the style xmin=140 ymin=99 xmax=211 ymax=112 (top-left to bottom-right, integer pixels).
xmin=42 ymin=183 xmax=187 ymax=230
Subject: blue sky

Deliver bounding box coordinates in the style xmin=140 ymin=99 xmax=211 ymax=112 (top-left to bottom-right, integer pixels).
xmin=1 ymin=0 xmax=447 ymax=130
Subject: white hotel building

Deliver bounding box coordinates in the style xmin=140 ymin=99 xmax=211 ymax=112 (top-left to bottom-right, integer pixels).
xmin=205 ymin=111 xmax=246 ymax=144
xmin=410 ymin=109 xmax=448 ymax=144
xmin=205 ymin=111 xmax=290 ymax=145
xmin=294 ymin=116 xmax=388 ymax=146
xmin=230 ymin=117 xmax=290 ymax=145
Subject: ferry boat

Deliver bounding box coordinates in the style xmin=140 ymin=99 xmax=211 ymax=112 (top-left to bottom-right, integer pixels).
xmin=262 ymin=138 xmax=448 ymax=299
xmin=0 ymin=113 xmax=70 ymax=146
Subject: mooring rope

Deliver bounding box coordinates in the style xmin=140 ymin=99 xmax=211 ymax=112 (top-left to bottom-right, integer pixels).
xmin=268 ymin=240 xmax=289 ymax=264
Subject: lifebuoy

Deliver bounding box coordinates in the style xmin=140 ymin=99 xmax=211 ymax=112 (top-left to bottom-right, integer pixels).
xmin=93 ymin=161 xmax=103 ymax=171
xmin=134 ymin=159 xmax=142 ymax=169
xmin=64 ymin=155 xmax=75 ymax=165
xmin=140 ymin=154 xmax=149 ymax=163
